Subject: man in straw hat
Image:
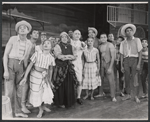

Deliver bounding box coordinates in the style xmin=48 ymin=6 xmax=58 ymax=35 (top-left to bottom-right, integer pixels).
xmin=3 ymin=20 xmax=32 ymax=117
xmin=119 ymin=24 xmax=143 ymax=103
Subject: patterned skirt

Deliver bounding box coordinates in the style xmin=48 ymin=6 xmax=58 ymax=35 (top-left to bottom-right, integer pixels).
xmin=82 ymin=62 xmax=101 ymax=90
xmin=53 ymin=61 xmax=78 ymax=108
xmin=29 ymin=69 xmax=53 ymax=107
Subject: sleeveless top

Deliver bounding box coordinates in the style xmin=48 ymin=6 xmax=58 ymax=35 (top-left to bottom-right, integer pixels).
xmin=55 ymin=42 xmax=73 ymax=67
xmin=99 ymin=42 xmax=115 ymax=63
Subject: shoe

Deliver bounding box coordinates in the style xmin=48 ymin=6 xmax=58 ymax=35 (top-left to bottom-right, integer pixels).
xmin=120 ymin=92 xmax=125 ymax=97
xmin=122 ymin=94 xmax=131 ymax=101
xmin=77 ymin=98 xmax=83 ymax=105
xmin=141 ymin=93 xmax=148 ymax=98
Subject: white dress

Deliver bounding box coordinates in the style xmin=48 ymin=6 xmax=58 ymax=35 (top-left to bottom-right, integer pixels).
xmin=29 ymin=51 xmax=55 ymax=107
xmin=71 ymin=40 xmax=86 ymax=82
xmin=82 ymin=48 xmax=101 ymax=90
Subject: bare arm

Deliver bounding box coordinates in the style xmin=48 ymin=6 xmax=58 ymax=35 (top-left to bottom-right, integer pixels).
xmin=3 ymin=43 xmax=12 ymax=73
xmin=82 ymin=52 xmax=85 ymax=69
xmin=136 ymin=51 xmax=142 ymax=71
xmin=19 ymin=61 xmax=34 ymax=85
xmin=3 ymin=41 xmax=13 ymax=80
xmin=48 ymin=66 xmax=53 ymax=84
xmin=24 ymin=46 xmax=32 ymax=68
xmin=23 ymin=61 xmax=34 ymax=79
xmin=136 ymin=38 xmax=143 ymax=67
xmin=137 ymin=51 xmax=142 ymax=66
xmin=120 ymin=53 xmax=124 ymax=69
xmin=96 ymin=50 xmax=100 ymax=70
xmin=109 ymin=44 xmax=115 ymax=70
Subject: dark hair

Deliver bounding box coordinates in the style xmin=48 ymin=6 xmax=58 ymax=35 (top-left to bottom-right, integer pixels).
xmin=125 ymin=27 xmax=133 ymax=32
xmin=118 ymin=36 xmax=124 ymax=41
xmin=87 ymin=37 xmax=94 ymax=42
xmin=100 ymin=33 xmax=107 ymax=37
xmin=29 ymin=29 xmax=39 ymax=35
xmin=108 ymin=33 xmax=114 ymax=36
xmin=141 ymin=38 xmax=148 ymax=42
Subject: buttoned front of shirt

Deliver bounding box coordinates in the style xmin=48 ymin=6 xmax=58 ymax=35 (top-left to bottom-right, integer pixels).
xmin=120 ymin=36 xmax=143 ymax=58
xmin=8 ymin=35 xmax=32 ymax=61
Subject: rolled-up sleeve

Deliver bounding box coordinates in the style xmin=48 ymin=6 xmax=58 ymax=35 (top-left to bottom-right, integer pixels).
xmin=53 ymin=44 xmax=62 ymax=58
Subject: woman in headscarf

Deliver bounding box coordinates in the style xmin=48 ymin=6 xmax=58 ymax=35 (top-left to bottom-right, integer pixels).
xmin=53 ymin=32 xmax=78 ymax=108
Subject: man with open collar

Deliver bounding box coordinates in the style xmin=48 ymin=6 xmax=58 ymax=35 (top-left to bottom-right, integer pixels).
xmin=120 ymin=24 xmax=142 ymax=103
xmin=3 ymin=20 xmax=32 ymax=117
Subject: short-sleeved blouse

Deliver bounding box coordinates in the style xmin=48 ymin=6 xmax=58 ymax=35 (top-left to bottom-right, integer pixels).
xmin=30 ymin=51 xmax=55 ymax=69
xmin=83 ymin=47 xmax=98 ymax=62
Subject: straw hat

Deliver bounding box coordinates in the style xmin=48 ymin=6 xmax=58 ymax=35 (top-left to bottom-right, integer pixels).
xmin=60 ymin=32 xmax=69 ymax=38
xmin=88 ymin=27 xmax=98 ymax=36
xmin=121 ymin=24 xmax=136 ymax=37
xmin=15 ymin=20 xmax=32 ymax=33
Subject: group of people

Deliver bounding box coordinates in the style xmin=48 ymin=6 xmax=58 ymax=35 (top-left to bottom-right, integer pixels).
xmin=3 ymin=20 xmax=148 ymax=118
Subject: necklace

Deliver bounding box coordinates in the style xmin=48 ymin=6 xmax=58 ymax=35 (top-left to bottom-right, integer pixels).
xmin=62 ymin=42 xmax=68 ymax=49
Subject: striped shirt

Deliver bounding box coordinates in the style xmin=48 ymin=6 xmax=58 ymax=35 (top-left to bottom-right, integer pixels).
xmin=30 ymin=51 xmax=55 ymax=69
xmin=7 ymin=35 xmax=32 ymax=61
xmin=18 ymin=41 xmax=26 ymax=58
xmin=142 ymin=48 xmax=148 ymax=62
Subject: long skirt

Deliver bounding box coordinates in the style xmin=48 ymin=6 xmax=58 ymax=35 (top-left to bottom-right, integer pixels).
xmin=29 ymin=69 xmax=53 ymax=107
xmin=82 ymin=62 xmax=101 ymax=90
xmin=53 ymin=62 xmax=78 ymax=108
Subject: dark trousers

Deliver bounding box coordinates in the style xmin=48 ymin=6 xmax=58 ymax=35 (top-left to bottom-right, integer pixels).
xmin=114 ymin=61 xmax=124 ymax=91
xmin=141 ymin=62 xmax=148 ymax=94
xmin=123 ymin=57 xmax=139 ymax=96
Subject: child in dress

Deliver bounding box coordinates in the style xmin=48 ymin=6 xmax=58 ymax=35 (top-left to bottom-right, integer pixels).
xmin=20 ymin=39 xmax=55 ymax=118
xmin=82 ymin=37 xmax=101 ymax=100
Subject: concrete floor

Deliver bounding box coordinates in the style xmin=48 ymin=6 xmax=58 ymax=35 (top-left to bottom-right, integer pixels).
xmin=2 ymin=76 xmax=148 ymax=120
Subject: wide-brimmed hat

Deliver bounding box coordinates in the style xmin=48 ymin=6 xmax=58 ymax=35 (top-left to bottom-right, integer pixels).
xmin=88 ymin=27 xmax=98 ymax=36
xmin=15 ymin=20 xmax=32 ymax=33
xmin=60 ymin=32 xmax=70 ymax=38
xmin=121 ymin=24 xmax=136 ymax=37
